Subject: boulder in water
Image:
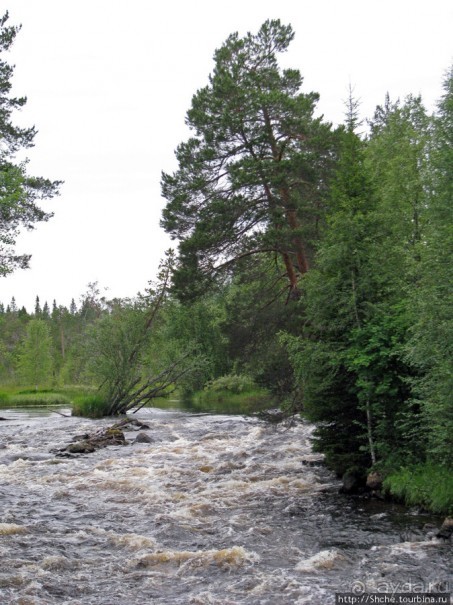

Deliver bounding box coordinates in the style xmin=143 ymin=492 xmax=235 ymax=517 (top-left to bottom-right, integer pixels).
xmin=134 ymin=432 xmax=154 ymax=444
xmin=366 ymin=471 xmax=383 ymax=491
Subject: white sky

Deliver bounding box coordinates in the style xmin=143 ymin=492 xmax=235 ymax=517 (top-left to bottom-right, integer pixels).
xmin=1 ymin=0 xmax=452 ymax=311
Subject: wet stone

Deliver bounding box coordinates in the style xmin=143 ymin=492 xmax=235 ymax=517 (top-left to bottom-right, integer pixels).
xmin=134 ymin=432 xmax=154 ymax=444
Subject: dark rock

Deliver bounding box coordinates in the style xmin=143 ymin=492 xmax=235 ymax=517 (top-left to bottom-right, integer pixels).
xmin=366 ymin=471 xmax=383 ymax=491
xmin=134 ymin=432 xmax=154 ymax=444
xmin=340 ymin=470 xmax=365 ymax=494
xmin=436 ymin=518 xmax=453 ymax=540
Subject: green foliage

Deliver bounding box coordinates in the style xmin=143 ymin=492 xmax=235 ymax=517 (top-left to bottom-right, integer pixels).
xmin=16 ymin=319 xmax=53 ymax=389
xmin=220 ymin=256 xmax=302 ymax=397
xmin=193 ymin=377 xmax=272 ymax=415
xmin=204 ymin=373 xmax=256 ymax=395
xmin=383 ymin=464 xmax=453 ymax=514
xmin=283 ymin=331 xmax=371 ymax=474
xmin=404 ymin=67 xmax=453 ymax=467
xmin=83 ymin=253 xmax=206 ymax=416
xmin=161 ymin=294 xmax=231 ymax=392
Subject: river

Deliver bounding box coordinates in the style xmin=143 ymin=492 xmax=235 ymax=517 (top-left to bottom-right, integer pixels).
xmin=0 ymin=406 xmax=451 ymax=604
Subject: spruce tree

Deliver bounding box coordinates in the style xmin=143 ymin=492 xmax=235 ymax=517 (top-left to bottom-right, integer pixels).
xmin=407 ymin=68 xmax=453 ymax=466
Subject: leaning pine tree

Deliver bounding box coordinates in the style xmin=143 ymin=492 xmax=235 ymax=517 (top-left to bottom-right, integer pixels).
xmin=161 ymin=20 xmax=335 ymax=302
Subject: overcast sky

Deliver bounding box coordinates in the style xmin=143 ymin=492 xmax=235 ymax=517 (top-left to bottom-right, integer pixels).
xmin=1 ymin=0 xmax=452 ymax=310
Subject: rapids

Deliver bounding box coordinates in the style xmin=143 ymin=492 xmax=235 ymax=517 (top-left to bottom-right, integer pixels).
xmin=0 ymin=407 xmax=451 ymax=604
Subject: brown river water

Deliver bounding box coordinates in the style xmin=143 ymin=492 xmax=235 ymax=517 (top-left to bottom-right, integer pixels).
xmin=0 ymin=406 xmax=451 ymax=604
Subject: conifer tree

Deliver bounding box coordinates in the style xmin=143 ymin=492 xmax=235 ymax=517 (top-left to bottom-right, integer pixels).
xmin=0 ymin=12 xmax=61 ymax=276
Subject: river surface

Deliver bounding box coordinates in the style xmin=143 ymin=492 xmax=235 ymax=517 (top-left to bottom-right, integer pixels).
xmin=0 ymin=407 xmax=451 ymax=604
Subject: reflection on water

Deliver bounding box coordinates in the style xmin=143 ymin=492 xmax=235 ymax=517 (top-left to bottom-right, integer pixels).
xmin=0 ymin=406 xmax=450 ymax=604
xmin=0 ymin=406 xmax=72 ymax=420
xmin=147 ymin=394 xmax=272 ymax=416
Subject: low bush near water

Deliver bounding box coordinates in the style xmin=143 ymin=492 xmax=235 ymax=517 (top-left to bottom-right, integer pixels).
xmin=383 ymin=464 xmax=453 ymax=514
xmin=192 ymin=374 xmax=273 ymax=414
xmin=204 ymin=374 xmax=257 ymax=394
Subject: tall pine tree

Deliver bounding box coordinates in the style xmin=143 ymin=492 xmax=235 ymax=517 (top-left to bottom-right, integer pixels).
xmin=161 ymin=20 xmax=335 ymax=301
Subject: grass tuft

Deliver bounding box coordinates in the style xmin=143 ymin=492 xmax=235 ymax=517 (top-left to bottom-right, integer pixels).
xmin=71 ymin=394 xmax=111 ymax=418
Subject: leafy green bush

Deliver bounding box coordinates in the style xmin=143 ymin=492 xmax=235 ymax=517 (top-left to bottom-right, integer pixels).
xmin=383 ymin=464 xmax=453 ymax=514
xmin=204 ymin=374 xmax=256 ymax=394
xmin=193 ymin=374 xmax=272 ymax=414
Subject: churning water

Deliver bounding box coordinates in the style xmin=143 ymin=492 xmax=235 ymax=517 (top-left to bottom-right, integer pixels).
xmin=0 ymin=407 xmax=451 ymax=604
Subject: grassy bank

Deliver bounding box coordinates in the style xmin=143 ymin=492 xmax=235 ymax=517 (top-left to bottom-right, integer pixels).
xmin=383 ymin=464 xmax=453 ymax=515
xmin=0 ymin=386 xmax=104 ymax=415
xmin=0 ymin=388 xmax=72 ymax=407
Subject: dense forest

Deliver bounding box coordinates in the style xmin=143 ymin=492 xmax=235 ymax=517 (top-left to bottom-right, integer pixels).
xmin=1 ymin=16 xmax=452 ymax=513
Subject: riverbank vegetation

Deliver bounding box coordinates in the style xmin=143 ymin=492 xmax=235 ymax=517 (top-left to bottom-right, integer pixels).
xmin=0 ymin=17 xmax=451 ymax=513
